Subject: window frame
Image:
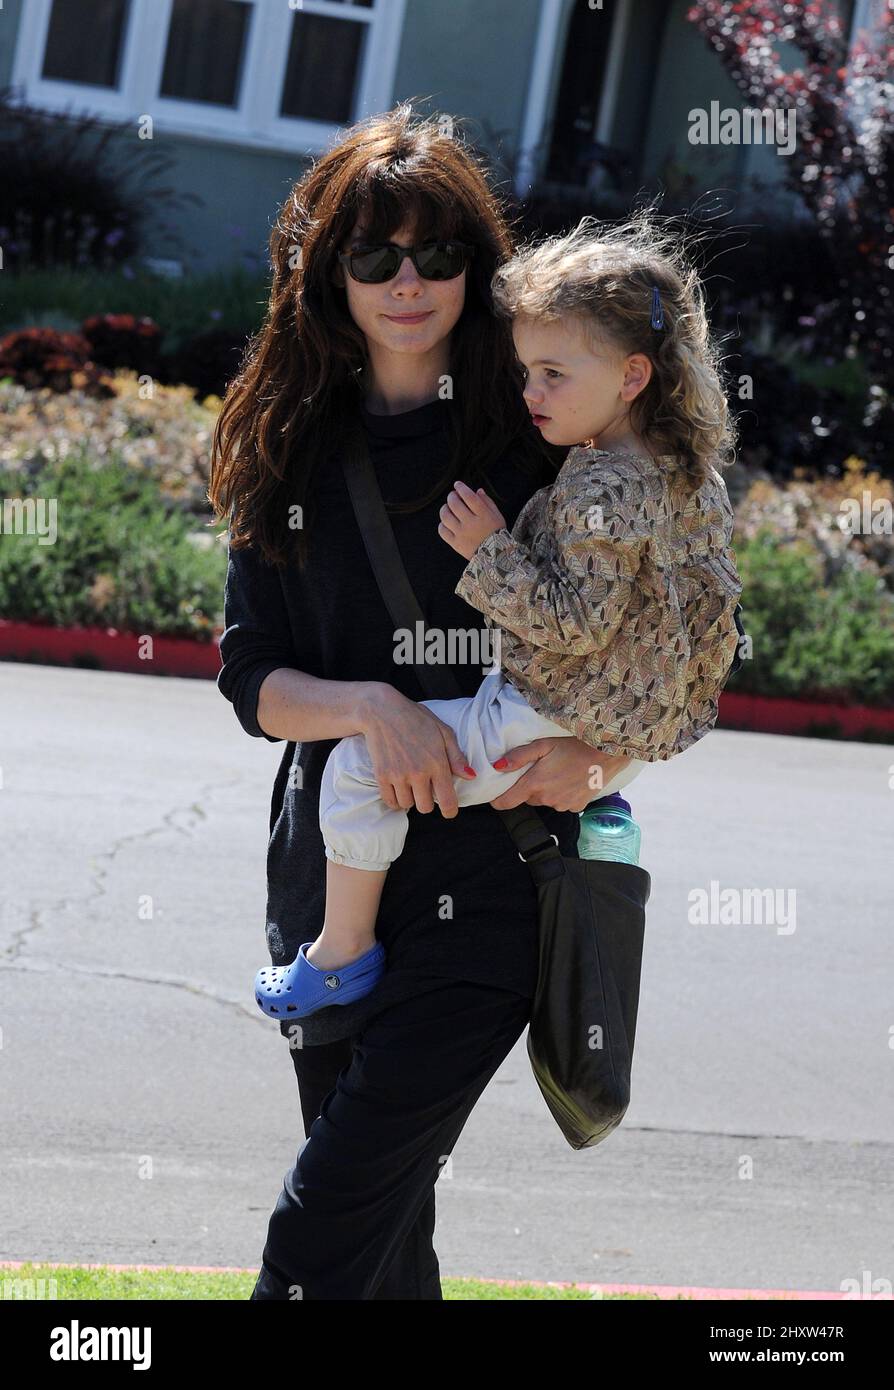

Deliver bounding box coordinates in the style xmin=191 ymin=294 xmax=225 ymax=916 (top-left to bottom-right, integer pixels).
xmin=513 ymin=0 xmax=633 ymax=199
xmin=11 ymin=0 xmax=407 ymax=152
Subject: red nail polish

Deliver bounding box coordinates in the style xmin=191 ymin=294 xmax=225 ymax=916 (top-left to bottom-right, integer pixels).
xmin=464 ymin=765 xmax=477 ymax=776
xmin=492 ymin=757 xmax=508 ymax=769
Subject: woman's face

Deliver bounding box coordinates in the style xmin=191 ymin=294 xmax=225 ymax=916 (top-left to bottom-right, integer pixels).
xmin=334 ymin=217 xmax=467 ymax=361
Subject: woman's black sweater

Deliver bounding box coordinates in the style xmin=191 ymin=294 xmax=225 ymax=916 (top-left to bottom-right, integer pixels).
xmin=217 ymin=396 xmax=581 ymax=1045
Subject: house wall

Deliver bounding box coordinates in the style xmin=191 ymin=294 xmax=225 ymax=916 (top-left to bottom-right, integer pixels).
xmin=134 ymin=134 xmax=314 ymax=273
xmin=393 ymin=0 xmax=542 ymax=165
xmin=638 ymin=0 xmax=748 ymax=196
xmin=159 ymin=0 xmax=546 ymax=271
xmin=0 ymin=0 xmax=24 ymax=86
xmin=0 ymin=0 xmax=865 ymax=272
xmin=0 ymin=0 xmax=543 ymax=273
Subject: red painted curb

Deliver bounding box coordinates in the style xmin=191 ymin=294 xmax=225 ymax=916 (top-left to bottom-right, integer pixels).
xmin=717 ymin=690 xmax=894 ymax=740
xmin=1 ymin=618 xmax=892 ymax=742
xmin=0 ymin=1262 xmax=852 ymax=1298
xmin=0 ymin=618 xmax=221 ymax=679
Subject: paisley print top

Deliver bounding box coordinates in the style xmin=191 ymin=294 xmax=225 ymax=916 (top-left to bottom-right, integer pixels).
xmin=454 ymin=444 xmax=743 ymax=761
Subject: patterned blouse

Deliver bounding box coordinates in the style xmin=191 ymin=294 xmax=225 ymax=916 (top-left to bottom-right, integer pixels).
xmin=454 ymin=444 xmax=743 ymax=761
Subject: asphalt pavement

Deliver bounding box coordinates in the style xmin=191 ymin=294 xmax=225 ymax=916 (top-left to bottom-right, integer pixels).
xmin=1 ymin=661 xmax=891 ymax=1293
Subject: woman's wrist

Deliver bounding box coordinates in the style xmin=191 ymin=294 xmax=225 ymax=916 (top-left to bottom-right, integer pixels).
xmin=355 ymin=681 xmax=399 ymax=736
xmin=256 ymin=669 xmax=388 ymax=742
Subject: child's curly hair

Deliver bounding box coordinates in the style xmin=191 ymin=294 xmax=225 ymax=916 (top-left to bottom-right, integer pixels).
xmin=491 ymin=205 xmax=737 ymax=487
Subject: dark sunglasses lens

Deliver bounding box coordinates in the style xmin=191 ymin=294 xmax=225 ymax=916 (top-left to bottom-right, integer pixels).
xmin=350 ymin=246 xmax=400 ymax=282
xmin=415 ymin=243 xmax=466 ymax=279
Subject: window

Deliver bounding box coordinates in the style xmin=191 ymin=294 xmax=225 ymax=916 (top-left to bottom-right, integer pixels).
xmin=520 ymin=0 xmax=674 ymax=195
xmin=543 ymin=1 xmax=615 ymax=185
xmin=13 ymin=0 xmax=406 ymax=153
xmin=281 ymin=8 xmax=368 ymax=124
xmin=41 ymin=0 xmax=130 ymax=89
xmin=159 ymin=0 xmax=252 ymax=108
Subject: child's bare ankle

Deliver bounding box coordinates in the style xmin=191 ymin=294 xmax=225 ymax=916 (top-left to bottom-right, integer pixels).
xmin=306 ymin=929 xmax=376 ymax=970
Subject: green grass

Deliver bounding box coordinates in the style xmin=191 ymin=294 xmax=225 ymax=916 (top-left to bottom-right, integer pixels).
xmin=445 ymin=1281 xmax=654 ymax=1300
xmin=2 ymin=1262 xmax=659 ymax=1301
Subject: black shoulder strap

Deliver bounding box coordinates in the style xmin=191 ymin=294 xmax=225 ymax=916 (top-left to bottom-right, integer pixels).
xmin=340 ymin=425 xmax=562 ymax=869
xmin=727 ymin=602 xmax=747 ymax=677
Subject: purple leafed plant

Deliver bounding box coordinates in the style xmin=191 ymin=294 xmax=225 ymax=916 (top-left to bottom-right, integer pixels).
xmin=686 ymin=0 xmax=893 ymax=383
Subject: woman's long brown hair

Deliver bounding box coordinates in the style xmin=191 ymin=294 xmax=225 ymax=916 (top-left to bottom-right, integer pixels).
xmin=207 ymin=102 xmax=566 ymax=570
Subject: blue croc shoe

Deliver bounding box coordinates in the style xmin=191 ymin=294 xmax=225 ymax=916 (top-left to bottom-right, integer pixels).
xmin=254 ymin=940 xmax=386 ymax=1019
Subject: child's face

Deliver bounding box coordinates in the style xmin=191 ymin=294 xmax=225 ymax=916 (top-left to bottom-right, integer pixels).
xmin=512 ymin=314 xmax=652 ymax=449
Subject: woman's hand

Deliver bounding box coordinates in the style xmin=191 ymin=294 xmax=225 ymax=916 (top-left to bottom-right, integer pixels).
xmin=488 ymin=736 xmax=634 ymax=813
xmin=438 ymin=480 xmax=507 ymax=560
xmin=356 ymin=683 xmax=477 ymax=817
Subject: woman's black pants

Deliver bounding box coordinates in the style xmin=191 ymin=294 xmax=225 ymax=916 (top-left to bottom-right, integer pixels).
xmin=249 ymin=981 xmax=531 ymax=1300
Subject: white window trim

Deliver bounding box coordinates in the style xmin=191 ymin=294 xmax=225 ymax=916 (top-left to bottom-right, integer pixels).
xmin=11 ymin=0 xmax=408 ymax=154
xmin=513 ymin=0 xmax=566 ymax=198
xmin=594 ymin=0 xmax=632 ymax=145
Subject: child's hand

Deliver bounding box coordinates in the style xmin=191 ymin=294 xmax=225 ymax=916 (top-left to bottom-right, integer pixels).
xmin=438 ymin=480 xmax=507 ymax=560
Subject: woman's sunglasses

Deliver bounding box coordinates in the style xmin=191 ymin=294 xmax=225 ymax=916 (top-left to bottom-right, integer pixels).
xmin=337 ymin=239 xmax=475 ymax=284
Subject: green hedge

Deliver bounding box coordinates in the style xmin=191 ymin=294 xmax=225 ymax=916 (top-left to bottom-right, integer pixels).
xmin=0 ymin=450 xmax=226 ymax=639
xmin=2 ymin=450 xmax=893 ymax=706
xmin=729 ymin=530 xmax=894 ymax=706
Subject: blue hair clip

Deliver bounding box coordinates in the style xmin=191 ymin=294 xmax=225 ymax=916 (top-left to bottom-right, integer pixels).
xmin=650 ymin=285 xmax=664 ymax=331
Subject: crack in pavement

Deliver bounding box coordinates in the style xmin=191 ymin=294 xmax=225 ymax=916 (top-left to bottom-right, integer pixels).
xmin=1 ymin=774 xmax=277 ymax=1027
xmin=0 ymin=957 xmax=268 ymax=1027
xmin=2 ymin=774 xmax=246 ymax=964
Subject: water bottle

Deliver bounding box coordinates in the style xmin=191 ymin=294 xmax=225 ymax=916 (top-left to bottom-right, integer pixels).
xmin=577 ymin=793 xmax=641 ymax=865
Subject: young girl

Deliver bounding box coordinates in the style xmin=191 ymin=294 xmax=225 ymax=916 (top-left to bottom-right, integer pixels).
xmin=254 ymin=210 xmax=743 ymax=1021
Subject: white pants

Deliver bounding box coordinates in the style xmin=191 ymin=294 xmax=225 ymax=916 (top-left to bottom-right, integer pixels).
xmin=319 ymin=669 xmax=646 ymax=872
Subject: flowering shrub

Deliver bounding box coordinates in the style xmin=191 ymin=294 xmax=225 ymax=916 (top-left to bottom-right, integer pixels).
xmin=734 ymin=456 xmax=894 ymax=589
xmin=0 ymin=372 xmax=219 ymax=511
xmin=160 ymin=325 xmax=251 ymax=400
xmin=81 ymin=313 xmax=162 ymax=376
xmin=0 ymin=327 xmax=113 ymax=396
xmin=2 ymin=368 xmax=892 ymax=703
xmin=687 ymin=0 xmax=894 ymax=384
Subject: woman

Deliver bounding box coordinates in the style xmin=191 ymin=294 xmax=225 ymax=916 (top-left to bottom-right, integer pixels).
xmin=211 ymin=103 xmax=632 ymax=1300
